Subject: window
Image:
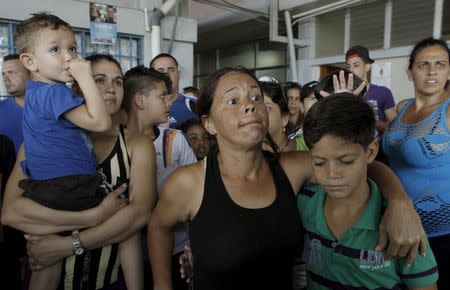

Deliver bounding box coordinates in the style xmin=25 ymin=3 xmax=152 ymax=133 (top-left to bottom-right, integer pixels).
xmin=316 ymin=9 xmax=345 ymax=58
xmin=256 ymin=40 xmax=286 ymax=68
xmin=0 ymin=20 xmax=18 ymax=97
xmin=74 ymin=29 xmax=142 ymax=72
xmin=0 ymin=19 xmax=142 ymax=96
xmin=219 ymin=42 xmax=255 ymax=69
xmin=194 ymin=39 xmax=288 ymax=87
xmin=442 ymin=0 xmax=450 ymax=40
xmin=391 ymin=0 xmax=433 ymax=47
xmin=349 ymin=1 xmax=385 ymax=50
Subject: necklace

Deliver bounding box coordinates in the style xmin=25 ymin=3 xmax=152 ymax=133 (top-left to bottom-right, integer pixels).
xmin=279 ymin=138 xmax=290 ymax=153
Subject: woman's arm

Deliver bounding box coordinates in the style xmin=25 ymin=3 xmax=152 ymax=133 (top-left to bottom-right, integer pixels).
xmin=148 ymin=165 xmax=199 ymax=290
xmin=367 ymin=160 xmax=426 ymax=265
xmin=281 ymin=148 xmax=425 ymax=265
xmin=1 ymin=146 xmax=126 ymax=234
xmin=77 ymin=135 xmax=157 ymax=248
xmin=27 ymin=136 xmax=157 ymax=269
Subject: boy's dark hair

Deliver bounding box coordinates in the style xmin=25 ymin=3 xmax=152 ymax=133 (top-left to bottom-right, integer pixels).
xmin=316 ymin=68 xmax=367 ymax=98
xmin=122 ymin=65 xmax=172 ymax=113
xmin=178 ymin=118 xmax=204 ymax=134
xmin=303 ymin=93 xmax=375 ymax=150
xmin=14 ymin=12 xmax=73 ymax=54
xmin=3 ymin=54 xmax=20 ymax=62
xmin=259 ymin=81 xmax=289 ymax=115
xmin=149 ymin=53 xmax=179 ymax=68
xmin=183 ymin=86 xmax=199 ymax=95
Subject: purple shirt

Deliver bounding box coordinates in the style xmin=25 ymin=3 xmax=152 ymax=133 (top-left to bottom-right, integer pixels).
xmin=364 ymin=84 xmax=395 ymax=121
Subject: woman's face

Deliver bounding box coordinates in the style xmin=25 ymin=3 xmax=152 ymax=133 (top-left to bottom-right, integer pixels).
xmin=408 ymin=45 xmax=450 ymax=98
xmin=91 ymin=60 xmax=124 ymax=115
xmin=302 ymin=92 xmax=319 ymax=115
xmin=205 ymin=71 xmax=268 ymax=147
xmin=287 ymin=88 xmax=301 ymax=116
xmin=264 ymin=95 xmax=288 ymax=137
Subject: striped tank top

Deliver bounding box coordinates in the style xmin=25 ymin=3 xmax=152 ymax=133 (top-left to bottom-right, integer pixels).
xmin=60 ymin=125 xmax=130 ymax=290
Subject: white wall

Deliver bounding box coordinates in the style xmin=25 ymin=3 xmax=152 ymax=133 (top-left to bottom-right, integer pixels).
xmin=0 ymin=0 xmax=198 ymax=87
xmin=0 ymin=0 xmax=145 ymax=35
xmin=375 ymin=56 xmax=414 ymax=104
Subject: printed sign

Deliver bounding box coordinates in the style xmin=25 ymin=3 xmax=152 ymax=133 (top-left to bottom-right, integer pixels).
xmin=90 ymin=2 xmax=117 ymax=45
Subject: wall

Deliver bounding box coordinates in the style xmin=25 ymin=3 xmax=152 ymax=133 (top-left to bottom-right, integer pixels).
xmin=0 ymin=0 xmax=145 ymax=35
xmin=375 ymin=56 xmax=414 ymax=104
xmin=0 ymin=0 xmax=198 ymax=86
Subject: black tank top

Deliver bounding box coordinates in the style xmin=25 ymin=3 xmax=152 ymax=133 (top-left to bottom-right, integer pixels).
xmin=189 ymin=150 xmax=302 ymax=290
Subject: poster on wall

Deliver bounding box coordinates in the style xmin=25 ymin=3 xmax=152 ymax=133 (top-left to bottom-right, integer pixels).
xmin=371 ymin=61 xmax=391 ymax=89
xmin=89 ymin=2 xmax=117 ymax=45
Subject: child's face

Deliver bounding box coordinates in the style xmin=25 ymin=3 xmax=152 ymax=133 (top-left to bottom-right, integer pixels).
xmin=287 ymin=88 xmax=301 ymax=116
xmin=25 ymin=27 xmax=77 ymax=83
xmin=309 ymin=135 xmax=378 ymax=200
xmin=346 ymin=56 xmax=370 ymax=81
xmin=142 ymin=81 xmax=170 ymax=125
xmin=186 ymin=124 xmax=211 ymax=160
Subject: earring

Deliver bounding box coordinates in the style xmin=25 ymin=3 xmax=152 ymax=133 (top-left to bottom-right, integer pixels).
xmin=282 ymin=126 xmax=285 ymax=132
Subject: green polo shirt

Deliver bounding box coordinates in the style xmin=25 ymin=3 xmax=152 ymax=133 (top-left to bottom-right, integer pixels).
xmin=297 ymin=179 xmax=438 ymax=289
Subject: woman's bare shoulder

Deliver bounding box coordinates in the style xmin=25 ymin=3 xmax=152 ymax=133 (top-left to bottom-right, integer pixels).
xmin=168 ymin=159 xmax=205 ymax=190
xmin=396 ymin=98 xmax=411 ymax=113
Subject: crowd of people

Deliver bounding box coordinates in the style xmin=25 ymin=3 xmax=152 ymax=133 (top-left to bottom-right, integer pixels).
xmin=0 ymin=11 xmax=448 ymax=290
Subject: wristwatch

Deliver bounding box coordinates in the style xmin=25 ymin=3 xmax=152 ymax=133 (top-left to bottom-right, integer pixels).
xmin=71 ymin=230 xmax=85 ymax=256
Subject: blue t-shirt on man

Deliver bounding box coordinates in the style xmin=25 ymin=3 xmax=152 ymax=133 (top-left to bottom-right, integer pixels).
xmin=21 ymin=80 xmax=97 ymax=180
xmin=168 ymin=93 xmax=199 ymax=128
xmin=0 ymin=97 xmax=24 ymax=156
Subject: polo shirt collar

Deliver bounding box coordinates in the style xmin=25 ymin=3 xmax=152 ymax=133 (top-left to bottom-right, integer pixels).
xmin=353 ymin=179 xmax=383 ymax=231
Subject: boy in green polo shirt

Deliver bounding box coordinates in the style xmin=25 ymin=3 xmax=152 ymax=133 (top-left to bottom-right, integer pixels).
xmin=298 ymin=93 xmax=438 ymax=289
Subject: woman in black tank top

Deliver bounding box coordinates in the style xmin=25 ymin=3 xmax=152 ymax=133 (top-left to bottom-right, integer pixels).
xmin=147 ymin=67 xmax=426 ymax=290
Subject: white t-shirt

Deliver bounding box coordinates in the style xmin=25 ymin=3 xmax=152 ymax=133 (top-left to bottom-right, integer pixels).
xmin=153 ymin=126 xmax=197 ymax=254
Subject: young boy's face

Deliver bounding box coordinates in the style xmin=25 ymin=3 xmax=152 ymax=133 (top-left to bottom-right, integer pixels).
xmin=310 ymin=135 xmax=378 ymax=200
xmin=346 ymin=56 xmax=370 ymax=81
xmin=24 ymin=27 xmax=77 ymax=83
xmin=142 ymin=81 xmax=170 ymax=125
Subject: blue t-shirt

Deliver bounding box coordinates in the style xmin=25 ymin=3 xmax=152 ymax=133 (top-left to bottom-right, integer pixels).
xmin=21 ymin=80 xmax=97 ymax=180
xmin=168 ymin=93 xmax=198 ymax=128
xmin=0 ymin=97 xmax=24 ymax=156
